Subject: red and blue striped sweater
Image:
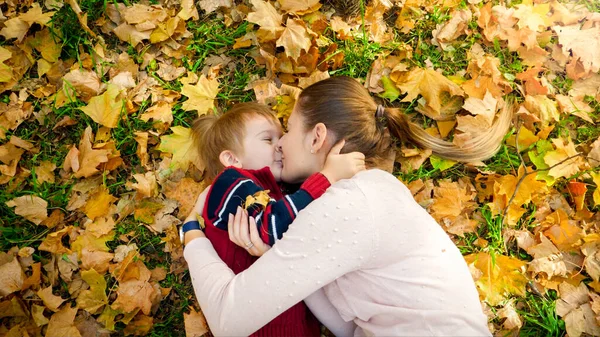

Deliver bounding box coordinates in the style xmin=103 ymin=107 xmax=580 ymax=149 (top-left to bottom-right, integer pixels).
xmin=203 ymin=166 xmax=331 ymax=246
xmin=201 ymin=166 xmax=329 ymax=337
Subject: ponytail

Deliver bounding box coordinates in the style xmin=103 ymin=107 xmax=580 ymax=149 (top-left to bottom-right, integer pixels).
xmin=384 ymin=103 xmax=513 ymax=162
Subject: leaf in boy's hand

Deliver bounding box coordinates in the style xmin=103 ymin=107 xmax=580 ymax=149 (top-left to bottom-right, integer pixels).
xmin=244 ymin=190 xmax=271 ymax=210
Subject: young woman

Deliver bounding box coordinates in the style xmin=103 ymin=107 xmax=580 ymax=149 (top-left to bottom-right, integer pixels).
xmin=183 ymin=76 xmax=508 ymax=336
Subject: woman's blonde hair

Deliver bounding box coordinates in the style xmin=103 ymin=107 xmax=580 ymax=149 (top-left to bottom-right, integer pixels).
xmin=191 ymin=102 xmax=279 ymax=181
xmin=296 ymin=76 xmax=512 ymax=168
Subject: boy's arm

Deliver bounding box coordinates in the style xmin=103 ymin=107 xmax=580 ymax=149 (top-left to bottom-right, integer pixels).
xmin=251 ymin=172 xmax=330 ymax=245
xmin=208 ymin=168 xmax=330 ymax=245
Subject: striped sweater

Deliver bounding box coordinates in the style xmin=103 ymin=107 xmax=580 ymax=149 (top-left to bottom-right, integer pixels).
xmin=203 ymin=166 xmax=331 ymax=245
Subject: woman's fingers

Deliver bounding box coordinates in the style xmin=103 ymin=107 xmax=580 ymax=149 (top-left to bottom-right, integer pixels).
xmin=237 ymin=211 xmax=252 ymax=250
xmin=247 ymin=217 xmax=271 ymax=256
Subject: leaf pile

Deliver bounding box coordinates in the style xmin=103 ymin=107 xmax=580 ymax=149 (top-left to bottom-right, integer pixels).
xmin=1 ymin=0 xmax=600 ymax=336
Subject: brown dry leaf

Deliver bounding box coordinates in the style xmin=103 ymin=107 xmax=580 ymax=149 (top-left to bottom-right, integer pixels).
xmin=523 ymin=95 xmax=560 ymax=127
xmin=497 ymin=299 xmax=523 ymax=330
xmin=6 ymin=195 xmax=48 ymax=225
xmin=555 ymin=94 xmax=594 ymax=124
xmin=462 ymin=90 xmax=498 ymax=125
xmin=46 ymin=305 xmax=81 ymax=337
xmin=556 ymin=282 xmax=600 ymax=337
xmin=37 ymin=286 xmax=65 ymax=312
xmin=0 ymin=254 xmax=25 ymax=297
xmin=139 ymin=101 xmax=173 ymax=124
xmin=113 ymin=24 xmax=152 ymax=47
xmin=39 ymin=226 xmax=72 ymax=254
xmin=62 ymin=69 xmax=103 ymax=101
xmin=163 ymin=177 xmax=205 ymax=220
xmin=80 ymin=84 xmax=123 ymax=128
xmin=123 ymin=313 xmax=154 ymax=336
xmin=81 ymin=248 xmax=114 ymax=274
xmin=432 ymin=9 xmax=472 ymax=50
xmin=553 ymin=24 xmax=600 ymax=76
xmin=247 ymin=0 xmax=284 ymax=40
xmin=34 ymin=160 xmax=56 ymax=184
xmin=528 ymin=234 xmax=567 ymax=279
xmin=464 ymin=252 xmax=528 ymax=306
xmin=83 ymin=185 xmax=117 ymax=220
xmin=158 ymin=126 xmax=204 ymax=171
xmin=178 ymin=0 xmax=200 ymax=19
xmin=181 ymin=75 xmax=219 ymax=115
xmin=278 ymin=0 xmax=320 ymax=14
xmin=65 ymin=126 xmax=110 ymax=178
xmin=184 ymin=307 xmax=209 ymax=337
xmin=127 ymin=172 xmax=159 ymax=199
xmin=112 ymin=264 xmax=160 ymax=315
xmin=198 ymin=0 xmax=232 ymax=14
xmin=396 ymin=67 xmax=464 ymax=118
xmin=134 ymin=132 xmax=149 ymax=167
xmin=276 ymin=18 xmax=312 ymax=61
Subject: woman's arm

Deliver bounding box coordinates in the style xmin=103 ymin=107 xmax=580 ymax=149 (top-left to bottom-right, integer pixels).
xmin=184 ymin=180 xmax=375 ymax=336
xmin=304 ymin=288 xmax=357 ymax=337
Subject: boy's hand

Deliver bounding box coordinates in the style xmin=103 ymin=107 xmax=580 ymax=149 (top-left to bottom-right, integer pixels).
xmin=320 ymin=140 xmax=366 ymax=184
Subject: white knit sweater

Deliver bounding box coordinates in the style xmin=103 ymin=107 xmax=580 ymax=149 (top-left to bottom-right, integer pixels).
xmin=184 ymin=169 xmax=491 ymax=336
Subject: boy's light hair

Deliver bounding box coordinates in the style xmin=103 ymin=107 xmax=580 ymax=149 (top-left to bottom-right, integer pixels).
xmin=192 ymin=102 xmax=280 ymax=182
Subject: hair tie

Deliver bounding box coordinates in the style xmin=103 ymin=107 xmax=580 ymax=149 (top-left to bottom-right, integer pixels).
xmin=375 ymin=105 xmax=385 ymax=119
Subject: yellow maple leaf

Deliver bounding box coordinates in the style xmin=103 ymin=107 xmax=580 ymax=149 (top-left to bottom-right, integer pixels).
xmin=244 ymin=190 xmax=271 ymax=210
xmin=83 ymin=185 xmax=117 ymax=220
xmin=77 ymin=269 xmax=108 ymax=314
xmin=0 ymin=47 xmax=13 ymax=83
xmin=464 ymin=252 xmax=528 ymax=306
xmin=181 ymin=75 xmax=219 ymax=115
xmin=80 ymin=84 xmax=124 ymax=128
xmin=158 ymin=126 xmax=204 ymax=171
xmin=276 ymin=18 xmax=312 ymax=61
xmin=524 ymin=95 xmax=560 ymax=127
xmin=591 ymin=172 xmax=600 ymax=207
xmin=396 ymin=67 xmax=464 ymax=118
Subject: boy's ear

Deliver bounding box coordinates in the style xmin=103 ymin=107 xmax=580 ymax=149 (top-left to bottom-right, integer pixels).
xmin=310 ymin=122 xmax=329 ymax=153
xmin=219 ymin=150 xmax=242 ymax=168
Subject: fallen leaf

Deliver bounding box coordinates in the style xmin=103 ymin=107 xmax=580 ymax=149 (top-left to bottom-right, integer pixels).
xmin=123 ymin=313 xmax=154 ymax=336
xmin=462 ymin=90 xmax=498 ymax=125
xmin=46 ymin=305 xmax=81 ymax=337
xmin=37 ymin=285 xmax=65 ymax=312
xmin=396 ymin=67 xmax=464 ymax=118
xmin=181 ymin=75 xmax=219 ymax=115
xmin=83 ymin=186 xmax=117 ymax=220
xmin=184 ymin=307 xmax=209 ymax=337
xmin=158 ymin=126 xmax=204 ymax=171
xmin=31 ymin=304 xmax=49 ymax=326
xmin=276 ymin=18 xmax=312 ymax=60
xmin=6 ymin=195 xmax=48 ymax=225
xmin=543 ymin=137 xmax=582 ymax=179
xmin=527 ymin=234 xmax=567 ymax=279
xmin=77 ymin=269 xmax=108 ymax=314
xmin=247 ymin=0 xmax=284 ymax=40
xmin=80 ymin=84 xmax=124 ymax=128
xmin=554 ymin=24 xmax=600 ymax=76
xmin=0 ymin=254 xmax=25 ymax=297
xmin=464 ymin=252 xmax=528 ymax=306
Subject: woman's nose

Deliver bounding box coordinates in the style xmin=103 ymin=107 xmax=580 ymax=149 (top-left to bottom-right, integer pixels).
xmin=276 ymin=135 xmax=284 ymax=148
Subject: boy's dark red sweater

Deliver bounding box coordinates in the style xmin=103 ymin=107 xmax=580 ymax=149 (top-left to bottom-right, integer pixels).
xmin=202 ymin=166 xmax=329 ymax=337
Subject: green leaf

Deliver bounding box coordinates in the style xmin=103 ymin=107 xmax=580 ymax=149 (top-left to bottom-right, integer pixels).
xmin=430 ymin=155 xmax=456 ymax=172
xmin=379 ymin=76 xmax=400 ymax=102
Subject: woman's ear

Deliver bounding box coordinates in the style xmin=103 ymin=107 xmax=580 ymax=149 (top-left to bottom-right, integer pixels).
xmin=310 ymin=122 xmax=329 ymax=153
xmin=219 ymin=150 xmax=242 ymax=168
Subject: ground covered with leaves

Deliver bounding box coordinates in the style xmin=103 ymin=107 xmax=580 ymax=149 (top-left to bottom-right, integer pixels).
xmin=1 ymin=0 xmax=600 ymax=336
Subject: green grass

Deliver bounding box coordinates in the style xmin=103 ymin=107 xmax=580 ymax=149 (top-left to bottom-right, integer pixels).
xmin=517 ymin=292 xmax=565 ymax=337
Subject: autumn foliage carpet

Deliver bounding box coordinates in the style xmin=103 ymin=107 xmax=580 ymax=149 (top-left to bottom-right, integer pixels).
xmin=1 ymin=0 xmax=600 ymax=336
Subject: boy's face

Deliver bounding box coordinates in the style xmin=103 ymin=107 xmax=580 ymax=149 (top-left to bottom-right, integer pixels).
xmin=238 ymin=116 xmax=284 ymax=181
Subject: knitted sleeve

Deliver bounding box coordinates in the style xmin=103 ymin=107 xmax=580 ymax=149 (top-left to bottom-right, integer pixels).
xmin=206 ymin=167 xmax=331 ymax=245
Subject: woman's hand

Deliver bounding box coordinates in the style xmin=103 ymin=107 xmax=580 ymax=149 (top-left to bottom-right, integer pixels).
xmin=320 ymin=140 xmax=366 ymax=184
xmin=228 ymin=206 xmax=271 ymax=257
